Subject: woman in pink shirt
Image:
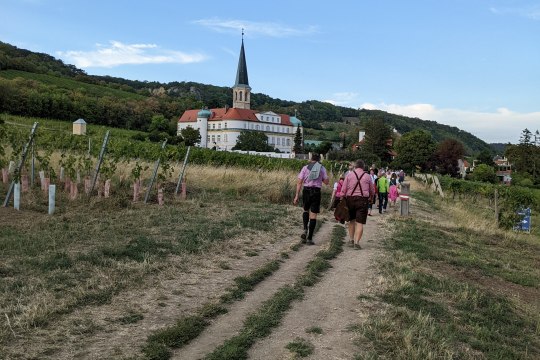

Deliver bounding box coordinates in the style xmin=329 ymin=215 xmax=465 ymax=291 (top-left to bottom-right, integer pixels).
xmin=338 ymin=159 xmax=374 ymax=249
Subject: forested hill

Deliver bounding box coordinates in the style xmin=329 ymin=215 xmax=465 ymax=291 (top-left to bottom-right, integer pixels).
xmin=0 ymin=41 xmax=491 ymax=153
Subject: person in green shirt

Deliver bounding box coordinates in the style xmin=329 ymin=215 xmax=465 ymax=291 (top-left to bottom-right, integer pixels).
xmin=377 ymin=172 xmax=389 ymax=213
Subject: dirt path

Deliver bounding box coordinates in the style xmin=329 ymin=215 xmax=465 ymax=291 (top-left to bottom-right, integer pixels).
xmin=172 ymin=220 xmax=336 ymax=360
xmin=248 ymin=213 xmax=384 ymax=359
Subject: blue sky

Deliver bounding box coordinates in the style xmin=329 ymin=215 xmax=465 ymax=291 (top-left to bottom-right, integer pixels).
xmin=1 ymin=0 xmax=539 ymax=144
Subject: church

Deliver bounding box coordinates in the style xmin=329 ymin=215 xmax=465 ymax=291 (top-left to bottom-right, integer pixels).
xmin=177 ymin=38 xmax=302 ymax=153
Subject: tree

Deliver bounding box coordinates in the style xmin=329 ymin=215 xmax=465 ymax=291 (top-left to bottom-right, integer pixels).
xmin=180 ymin=126 xmax=201 ymax=146
xmin=293 ymin=126 xmax=303 ymax=153
xmin=505 ymin=128 xmax=540 ymax=184
xmin=434 ymin=138 xmax=466 ymax=177
xmin=315 ymin=141 xmax=333 ymax=155
xmin=477 ymin=149 xmax=494 ymax=166
xmin=472 ymin=164 xmax=498 ymax=183
xmin=392 ymin=130 xmax=436 ymax=173
xmin=232 ymin=130 xmax=272 ymax=152
xmin=363 ymin=118 xmax=393 ymax=164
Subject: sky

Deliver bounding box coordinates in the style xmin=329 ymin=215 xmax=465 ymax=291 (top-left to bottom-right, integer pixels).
xmin=1 ymin=0 xmax=539 ymax=144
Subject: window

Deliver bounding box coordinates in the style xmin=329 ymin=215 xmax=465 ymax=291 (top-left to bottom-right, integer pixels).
xmin=207 ymin=136 xmax=210 ymax=142
xmin=224 ymin=134 xmax=228 ymax=142
xmin=266 ymin=125 xmax=270 ymax=131
xmin=270 ymin=136 xmax=274 ymax=144
xmin=212 ymin=124 xmax=215 ymax=129
xmin=250 ymin=124 xmax=253 ymax=129
xmin=217 ymin=135 xmax=221 ymax=142
xmin=245 ymin=123 xmax=248 ymax=129
xmin=277 ymin=138 xmax=281 ymax=145
xmin=224 ymin=122 xmax=227 ymax=129
xmin=256 ymin=125 xmax=260 ymax=130
xmin=286 ymin=138 xmax=291 ymax=146
xmin=211 ymin=135 xmax=215 ymax=143
xmin=218 ymin=123 xmax=221 ymax=129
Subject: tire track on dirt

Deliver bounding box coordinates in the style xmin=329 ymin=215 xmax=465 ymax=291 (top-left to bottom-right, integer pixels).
xmin=172 ymin=220 xmax=335 ymax=360
xmin=248 ymin=215 xmax=383 ymax=359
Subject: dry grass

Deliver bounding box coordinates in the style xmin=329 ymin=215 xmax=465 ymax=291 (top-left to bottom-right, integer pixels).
xmin=352 ymin=182 xmax=540 ymax=359
xmin=0 ymin=162 xmax=314 ymax=359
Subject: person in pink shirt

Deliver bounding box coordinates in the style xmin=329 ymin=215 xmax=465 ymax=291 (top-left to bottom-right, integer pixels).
xmin=338 ymin=159 xmax=374 ymax=249
xmin=293 ymin=154 xmax=329 ymax=245
xmin=389 ymin=173 xmax=399 ymax=208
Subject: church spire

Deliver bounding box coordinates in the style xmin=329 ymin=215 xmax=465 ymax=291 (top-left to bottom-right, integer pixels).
xmin=235 ymin=29 xmax=249 ymax=86
xmin=233 ymin=30 xmax=251 ymax=109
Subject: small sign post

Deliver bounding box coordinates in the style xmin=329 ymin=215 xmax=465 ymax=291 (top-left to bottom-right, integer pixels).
xmin=513 ymin=207 xmax=531 ymax=233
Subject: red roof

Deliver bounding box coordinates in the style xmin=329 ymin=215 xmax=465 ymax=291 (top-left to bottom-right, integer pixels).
xmin=179 ymin=108 xmax=293 ymax=126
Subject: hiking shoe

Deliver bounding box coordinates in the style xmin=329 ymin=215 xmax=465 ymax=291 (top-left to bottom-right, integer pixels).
xmin=306 ymin=240 xmax=315 ymax=245
xmin=354 ymin=244 xmax=362 ymax=250
xmin=300 ymin=231 xmax=307 ymax=243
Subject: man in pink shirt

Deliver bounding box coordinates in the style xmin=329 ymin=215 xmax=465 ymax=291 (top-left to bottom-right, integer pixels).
xmin=293 ymin=154 xmax=329 ymax=245
xmin=338 ymin=159 xmax=374 ymax=249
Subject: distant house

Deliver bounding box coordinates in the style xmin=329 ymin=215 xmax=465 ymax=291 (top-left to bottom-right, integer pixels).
xmin=351 ymin=128 xmax=399 ymax=160
xmin=72 ymin=118 xmax=87 ymax=135
xmin=458 ymin=159 xmax=470 ymax=178
xmin=494 ymin=156 xmax=512 ymax=184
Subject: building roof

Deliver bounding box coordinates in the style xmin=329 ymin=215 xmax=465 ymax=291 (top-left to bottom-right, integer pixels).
xmin=179 ymin=108 xmax=294 ymax=126
xmin=290 ymin=116 xmax=302 ymax=127
xmin=73 ymin=118 xmax=86 ymax=124
xmin=235 ymin=39 xmax=249 ymax=87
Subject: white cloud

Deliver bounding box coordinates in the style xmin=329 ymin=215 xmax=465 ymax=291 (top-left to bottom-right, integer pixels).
xmin=324 ymin=92 xmax=361 ymax=106
xmin=490 ymin=5 xmax=540 ymax=20
xmin=193 ymin=18 xmax=318 ymax=38
xmin=57 ymin=41 xmax=208 ymax=68
xmin=360 ymin=102 xmax=540 ymax=144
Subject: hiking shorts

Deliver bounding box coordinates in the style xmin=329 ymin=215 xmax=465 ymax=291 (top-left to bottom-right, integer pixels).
xmin=346 ymin=196 xmax=370 ymax=224
xmin=302 ymin=187 xmax=321 ymax=214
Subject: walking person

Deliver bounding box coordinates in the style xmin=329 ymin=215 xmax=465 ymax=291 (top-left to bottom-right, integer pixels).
xmin=338 ymin=159 xmax=373 ymax=249
xmin=367 ymin=168 xmax=378 ymax=216
xmin=388 ymin=174 xmax=399 ymax=209
xmin=293 ymin=154 xmax=329 ymax=245
xmin=377 ymin=171 xmax=389 ymax=213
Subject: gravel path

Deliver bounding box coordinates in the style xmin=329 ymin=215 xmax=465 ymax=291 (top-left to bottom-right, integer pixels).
xmin=248 ymin=214 xmax=382 ymax=360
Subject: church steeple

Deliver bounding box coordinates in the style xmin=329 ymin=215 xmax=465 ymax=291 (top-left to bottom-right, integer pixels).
xmin=233 ymin=30 xmax=251 ymax=109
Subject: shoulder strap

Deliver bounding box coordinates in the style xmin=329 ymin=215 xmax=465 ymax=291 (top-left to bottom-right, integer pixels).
xmin=350 ymin=171 xmax=366 ymax=197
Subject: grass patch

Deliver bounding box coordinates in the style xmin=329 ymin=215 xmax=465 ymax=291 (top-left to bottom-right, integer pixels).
xmin=115 ymin=311 xmax=144 ymax=325
xmin=352 ymin=189 xmax=540 ymax=359
xmin=305 ymin=326 xmax=323 ymax=334
xmin=220 ymin=260 xmax=280 ymax=303
xmin=218 ymin=261 xmax=231 ymax=270
xmin=244 ymin=250 xmax=259 ymax=257
xmin=206 ymin=225 xmax=346 ymax=359
xmin=286 ymin=337 xmax=315 ymax=358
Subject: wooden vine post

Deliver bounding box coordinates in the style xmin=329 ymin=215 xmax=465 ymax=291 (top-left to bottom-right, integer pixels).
xmin=3 ymin=122 xmax=39 ymax=208
xmin=144 ymin=139 xmax=167 ymax=204
xmin=175 ymin=146 xmax=191 ymax=196
xmin=89 ymin=131 xmax=110 ymax=195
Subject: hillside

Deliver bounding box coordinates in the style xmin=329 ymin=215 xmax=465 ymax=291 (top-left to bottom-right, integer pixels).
xmin=0 ymin=41 xmax=491 ymax=154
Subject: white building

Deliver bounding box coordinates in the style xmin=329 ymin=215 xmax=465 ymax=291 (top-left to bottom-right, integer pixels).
xmin=178 ymin=38 xmax=302 ymax=153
